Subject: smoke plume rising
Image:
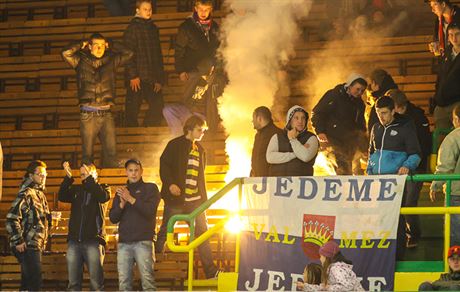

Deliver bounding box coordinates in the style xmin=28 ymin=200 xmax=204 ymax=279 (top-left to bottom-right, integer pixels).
xmin=218 ymin=0 xmax=312 ymax=180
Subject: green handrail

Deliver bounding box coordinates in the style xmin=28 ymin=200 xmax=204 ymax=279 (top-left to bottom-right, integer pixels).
xmin=165 ymin=178 xmax=243 ymax=291
xmin=165 ymin=174 xmax=460 ymax=290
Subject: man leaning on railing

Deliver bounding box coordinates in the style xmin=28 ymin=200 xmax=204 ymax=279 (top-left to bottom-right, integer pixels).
xmin=430 ymin=105 xmax=460 ymax=246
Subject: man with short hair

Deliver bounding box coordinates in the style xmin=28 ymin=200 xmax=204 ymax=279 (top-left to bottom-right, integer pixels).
xmin=430 ymin=105 xmax=460 ymax=246
xmin=367 ymin=96 xmax=422 ymax=260
xmin=62 ymin=33 xmax=133 ymax=167
xmin=311 ymin=73 xmax=368 ymax=175
xmin=109 ymin=159 xmax=161 ymax=291
xmin=156 ymin=115 xmax=220 ymax=279
xmin=366 ymin=68 xmax=398 ymax=132
xmin=250 ymin=106 xmax=283 ymax=177
xmin=58 ymin=162 xmax=110 ymax=291
xmin=123 ymin=0 xmax=165 ymax=127
xmin=175 ymin=0 xmax=220 ymax=102
xmin=434 ymin=22 xmax=460 ymax=129
xmin=387 ymin=89 xmax=432 ymax=248
xmin=427 ymin=0 xmax=460 ymax=56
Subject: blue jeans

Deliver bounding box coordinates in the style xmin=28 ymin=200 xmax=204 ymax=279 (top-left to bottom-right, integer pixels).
xmin=66 ymin=240 xmax=105 ymax=291
xmin=451 ymin=196 xmax=460 ymax=246
xmin=16 ymin=248 xmax=42 ymax=291
xmin=117 ymin=240 xmax=156 ymax=291
xmin=80 ymin=111 xmax=117 ymax=167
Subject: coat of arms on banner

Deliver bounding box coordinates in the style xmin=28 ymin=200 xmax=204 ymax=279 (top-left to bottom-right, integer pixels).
xmin=302 ymin=214 xmax=335 ymax=260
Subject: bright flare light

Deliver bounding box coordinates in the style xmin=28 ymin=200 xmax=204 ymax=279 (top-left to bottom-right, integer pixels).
xmin=225 ymin=214 xmax=244 ymax=234
xmin=313 ymin=151 xmax=337 ymax=176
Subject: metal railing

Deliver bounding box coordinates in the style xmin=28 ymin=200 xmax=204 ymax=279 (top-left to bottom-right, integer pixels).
xmin=166 ymin=174 xmax=460 ymax=290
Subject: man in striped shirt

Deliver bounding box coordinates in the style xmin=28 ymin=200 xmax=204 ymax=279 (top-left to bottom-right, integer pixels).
xmin=157 ymin=115 xmax=220 ymax=278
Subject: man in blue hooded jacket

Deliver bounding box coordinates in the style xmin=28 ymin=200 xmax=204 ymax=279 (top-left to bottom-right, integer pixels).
xmin=367 ymin=95 xmax=422 ymax=260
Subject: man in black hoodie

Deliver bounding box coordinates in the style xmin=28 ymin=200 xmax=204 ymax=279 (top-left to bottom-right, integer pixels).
xmin=156 ymin=115 xmax=220 ymax=279
xmin=250 ymin=106 xmax=283 ymax=177
xmin=62 ymin=33 xmax=133 ymax=167
xmin=311 ymin=73 xmax=368 ymax=175
xmin=58 ymin=161 xmax=111 ymax=291
xmin=388 ymin=89 xmax=432 ymax=248
xmin=123 ymin=0 xmax=165 ymax=127
xmin=109 ymin=159 xmax=161 ymax=291
xmin=175 ymin=0 xmax=219 ymax=103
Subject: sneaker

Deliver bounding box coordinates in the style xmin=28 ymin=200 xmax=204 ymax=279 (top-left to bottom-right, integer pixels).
xmin=208 ymin=269 xmax=224 ymax=279
xmin=406 ymin=237 xmax=418 ymax=249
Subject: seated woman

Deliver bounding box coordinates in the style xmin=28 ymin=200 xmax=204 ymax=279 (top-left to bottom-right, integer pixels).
xmin=419 ymin=246 xmax=460 ymax=291
xmin=266 ymin=105 xmax=319 ymax=177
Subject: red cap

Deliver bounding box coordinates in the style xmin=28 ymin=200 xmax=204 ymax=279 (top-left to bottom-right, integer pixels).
xmin=448 ymin=246 xmax=460 ymax=258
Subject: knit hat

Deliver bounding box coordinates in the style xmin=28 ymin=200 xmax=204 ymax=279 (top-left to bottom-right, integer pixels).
xmin=448 ymin=246 xmax=460 ymax=258
xmin=369 ymin=69 xmax=389 ymax=87
xmin=319 ymin=240 xmax=340 ymax=258
xmin=345 ymin=73 xmax=366 ymax=88
xmin=285 ymin=105 xmax=309 ymax=129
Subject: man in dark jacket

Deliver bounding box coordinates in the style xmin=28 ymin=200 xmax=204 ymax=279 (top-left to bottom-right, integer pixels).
xmin=175 ymin=0 xmax=219 ymax=102
xmin=58 ymin=161 xmax=111 ymax=291
xmin=427 ymin=0 xmax=460 ymax=57
xmin=250 ymin=106 xmax=283 ymax=177
xmin=388 ymin=89 xmax=432 ymax=248
xmin=368 ymin=96 xmax=422 ymax=260
xmin=311 ymin=73 xmax=368 ymax=175
xmin=123 ymin=0 xmax=165 ymax=127
xmin=109 ymin=159 xmax=161 ymax=291
xmin=6 ymin=160 xmax=50 ymax=291
xmin=156 ymin=115 xmax=220 ymax=279
xmin=434 ymin=22 xmax=460 ymax=129
xmin=367 ymin=68 xmax=399 ymax=132
xmin=61 ymin=33 xmax=133 ymax=167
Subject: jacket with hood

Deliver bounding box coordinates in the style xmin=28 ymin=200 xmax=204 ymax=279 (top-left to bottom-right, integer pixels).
xmin=267 ymin=106 xmax=319 ymax=176
xmin=367 ymin=113 xmax=422 ymax=174
xmin=174 ymin=14 xmax=220 ymax=74
xmin=431 ymin=127 xmax=460 ymax=196
xmin=123 ymin=16 xmax=165 ymax=84
xmin=109 ymin=178 xmax=161 ymax=243
xmin=61 ymin=41 xmax=133 ymax=107
xmin=6 ymin=178 xmax=51 ymax=251
xmin=58 ymin=175 xmax=110 ymax=245
xmin=302 ymin=262 xmax=364 ymax=292
xmin=160 ymin=135 xmax=207 ymax=206
xmin=311 ymin=83 xmax=366 ymax=146
xmin=251 ymin=121 xmax=283 ymax=177
xmin=367 ymin=74 xmax=398 ymax=132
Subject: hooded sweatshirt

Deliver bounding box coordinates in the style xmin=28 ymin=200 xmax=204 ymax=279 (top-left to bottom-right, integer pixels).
xmin=367 ymin=113 xmax=422 ymax=174
xmin=302 ymin=262 xmax=364 ymax=291
xmin=6 ymin=178 xmax=51 ymax=251
xmin=266 ymin=105 xmax=319 ymax=176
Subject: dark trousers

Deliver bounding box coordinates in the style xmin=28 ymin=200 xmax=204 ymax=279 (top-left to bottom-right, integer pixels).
xmin=156 ymin=202 xmax=218 ymax=278
xmin=404 ymin=181 xmax=423 ymax=241
xmin=125 ymin=81 xmax=164 ymax=127
xmin=17 ymin=248 xmax=42 ymax=291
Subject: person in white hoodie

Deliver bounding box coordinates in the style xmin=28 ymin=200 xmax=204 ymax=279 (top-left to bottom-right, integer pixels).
xmin=297 ymin=240 xmax=364 ymax=291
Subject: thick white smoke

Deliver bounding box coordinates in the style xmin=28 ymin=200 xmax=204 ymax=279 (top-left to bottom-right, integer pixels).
xmin=218 ymin=0 xmax=312 ymax=180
